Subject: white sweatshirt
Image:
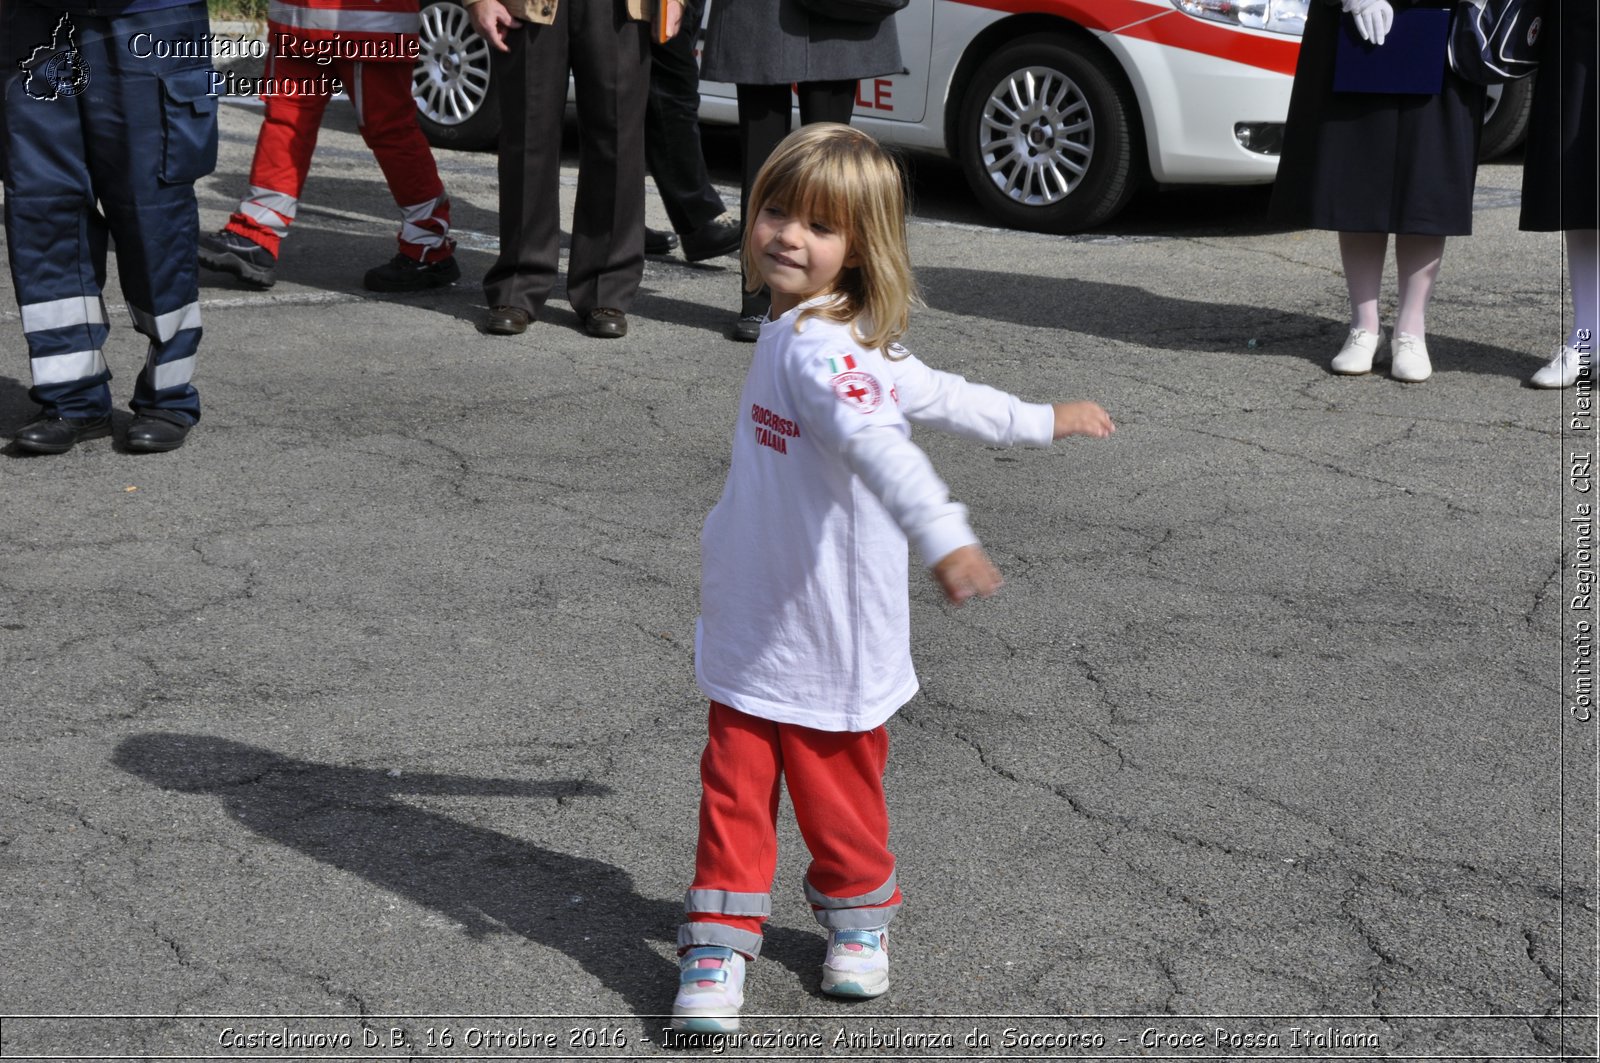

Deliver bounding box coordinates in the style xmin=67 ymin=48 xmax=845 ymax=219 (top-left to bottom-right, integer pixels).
xmin=695 ymin=303 xmax=1055 ymax=732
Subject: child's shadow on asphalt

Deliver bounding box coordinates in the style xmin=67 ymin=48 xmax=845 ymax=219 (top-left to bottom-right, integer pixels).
xmin=112 ymin=733 xmax=825 ymax=1022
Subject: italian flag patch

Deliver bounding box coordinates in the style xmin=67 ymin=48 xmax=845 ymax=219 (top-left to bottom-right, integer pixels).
xmin=826 ymin=353 xmax=857 ymax=375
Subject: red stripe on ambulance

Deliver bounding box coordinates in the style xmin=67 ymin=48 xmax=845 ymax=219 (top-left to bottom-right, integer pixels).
xmin=947 ymin=0 xmax=1298 ymax=76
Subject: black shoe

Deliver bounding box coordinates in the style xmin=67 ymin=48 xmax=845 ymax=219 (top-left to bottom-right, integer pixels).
xmin=363 ymin=252 xmax=462 ymax=292
xmin=198 ymin=229 xmax=277 ymax=289
xmin=13 ymin=413 xmax=112 ymax=454
xmin=126 ymin=411 xmax=192 ymax=452
xmin=645 ymin=227 xmax=680 ymax=256
xmin=682 ymin=213 xmax=743 ymax=262
xmin=730 ymin=314 xmax=764 ymax=342
xmin=484 ymin=305 xmax=532 ymax=335
xmin=584 ymin=307 xmax=628 ymax=338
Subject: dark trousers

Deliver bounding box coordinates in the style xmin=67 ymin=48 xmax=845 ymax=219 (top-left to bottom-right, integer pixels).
xmin=645 ymin=0 xmax=725 ymax=235
xmin=734 ymin=80 xmax=856 ymax=316
xmin=484 ymin=0 xmax=649 ymax=316
xmin=1 ymin=0 xmax=213 ymax=421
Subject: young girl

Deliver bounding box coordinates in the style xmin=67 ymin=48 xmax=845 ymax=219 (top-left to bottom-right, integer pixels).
xmin=672 ymin=123 xmax=1114 ymax=1033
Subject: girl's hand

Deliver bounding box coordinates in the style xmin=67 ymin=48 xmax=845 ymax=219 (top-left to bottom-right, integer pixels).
xmin=932 ymin=545 xmax=1002 ymax=606
xmin=1052 ymin=401 xmax=1115 ymax=439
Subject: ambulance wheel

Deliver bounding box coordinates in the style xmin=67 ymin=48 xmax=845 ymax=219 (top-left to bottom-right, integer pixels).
xmin=414 ymin=0 xmax=501 ymax=151
xmin=957 ymin=34 xmax=1139 ymax=233
xmin=1478 ymin=76 xmax=1533 ymax=161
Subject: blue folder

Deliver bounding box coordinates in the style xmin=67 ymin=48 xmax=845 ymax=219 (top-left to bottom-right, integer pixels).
xmin=1332 ymin=6 xmax=1452 ymax=94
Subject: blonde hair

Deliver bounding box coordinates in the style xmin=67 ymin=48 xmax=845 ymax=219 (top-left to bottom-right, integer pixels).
xmin=742 ymin=123 xmax=919 ymax=355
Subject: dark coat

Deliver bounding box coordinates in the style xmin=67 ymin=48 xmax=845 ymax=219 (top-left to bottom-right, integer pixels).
xmin=700 ymin=0 xmax=901 ymax=85
xmin=1520 ymin=0 xmax=1597 ymax=231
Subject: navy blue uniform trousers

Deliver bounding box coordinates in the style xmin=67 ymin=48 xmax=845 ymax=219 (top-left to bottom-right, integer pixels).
xmin=1 ymin=0 xmax=216 ymax=422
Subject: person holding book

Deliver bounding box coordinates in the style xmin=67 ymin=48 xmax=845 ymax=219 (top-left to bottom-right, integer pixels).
xmin=1271 ymin=0 xmax=1485 ymax=383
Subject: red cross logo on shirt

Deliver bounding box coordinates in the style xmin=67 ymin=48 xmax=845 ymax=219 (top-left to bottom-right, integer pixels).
xmin=831 ymin=371 xmax=882 ymax=413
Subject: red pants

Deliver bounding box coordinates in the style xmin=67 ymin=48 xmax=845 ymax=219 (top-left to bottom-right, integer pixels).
xmin=679 ymin=701 xmax=902 ymax=959
xmin=225 ymin=53 xmax=452 ymax=261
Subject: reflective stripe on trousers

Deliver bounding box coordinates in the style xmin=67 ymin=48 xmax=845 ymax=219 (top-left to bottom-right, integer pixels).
xmin=227 ymin=54 xmax=451 ymax=261
xmin=2 ymin=0 xmax=212 ymax=420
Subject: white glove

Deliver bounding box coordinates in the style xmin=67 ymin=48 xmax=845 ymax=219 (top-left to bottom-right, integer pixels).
xmin=1343 ymin=0 xmax=1394 ymax=44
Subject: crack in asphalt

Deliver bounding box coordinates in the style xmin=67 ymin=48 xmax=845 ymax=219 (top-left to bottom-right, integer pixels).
xmin=896 ymin=688 xmax=1572 ymax=1017
xmin=1526 ymin=559 xmax=1564 ymax=626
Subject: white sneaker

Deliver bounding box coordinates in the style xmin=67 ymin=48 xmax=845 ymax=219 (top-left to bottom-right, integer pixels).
xmin=1389 ymin=332 xmax=1432 ymax=382
xmin=1530 ymin=345 xmax=1589 ymax=389
xmin=820 ymin=926 xmax=889 ymax=998
xmin=1330 ymin=327 xmax=1382 ymax=375
xmin=671 ymin=946 xmax=745 ymax=1033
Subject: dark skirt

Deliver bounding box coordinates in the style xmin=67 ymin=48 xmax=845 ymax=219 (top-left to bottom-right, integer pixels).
xmin=1270 ymin=1 xmax=1486 ymax=235
xmin=1519 ymin=0 xmax=1597 ymax=231
xmin=701 ymin=0 xmax=901 ymax=85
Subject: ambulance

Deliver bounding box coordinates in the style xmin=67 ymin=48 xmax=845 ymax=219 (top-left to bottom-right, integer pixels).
xmin=411 ymin=0 xmax=1526 ymax=232
xmin=699 ymin=0 xmax=1305 ymax=231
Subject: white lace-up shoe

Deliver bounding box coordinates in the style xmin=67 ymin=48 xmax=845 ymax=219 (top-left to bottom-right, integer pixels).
xmin=671 ymin=946 xmax=745 ymax=1033
xmin=820 ymin=926 xmax=889 ymax=998
xmin=1330 ymin=327 xmax=1382 ymax=375
xmin=1389 ymin=332 xmax=1433 ymax=382
xmin=1530 ymin=345 xmax=1589 ymax=389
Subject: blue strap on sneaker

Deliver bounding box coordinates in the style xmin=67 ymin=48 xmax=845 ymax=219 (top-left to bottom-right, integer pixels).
xmin=673 ymin=944 xmax=745 ymax=1033
xmin=821 ymin=926 xmax=889 ymax=999
xmin=679 ymin=945 xmax=735 ymax=985
xmin=829 ymin=930 xmax=881 ymax=951
xmin=681 ymin=966 xmax=730 ymax=985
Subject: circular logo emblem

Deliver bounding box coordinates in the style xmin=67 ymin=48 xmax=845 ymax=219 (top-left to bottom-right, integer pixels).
xmin=1526 ymin=16 xmax=1541 ymax=47
xmin=44 ymin=50 xmax=90 ymax=97
xmin=831 ymin=371 xmax=883 ymax=413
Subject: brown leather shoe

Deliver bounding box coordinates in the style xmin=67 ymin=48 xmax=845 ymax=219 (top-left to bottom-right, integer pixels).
xmin=584 ymin=307 xmax=628 ymax=339
xmin=485 ymin=305 xmax=532 ymax=335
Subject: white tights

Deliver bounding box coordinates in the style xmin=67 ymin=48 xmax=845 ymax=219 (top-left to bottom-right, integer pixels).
xmin=1339 ymin=232 xmax=1446 ymax=339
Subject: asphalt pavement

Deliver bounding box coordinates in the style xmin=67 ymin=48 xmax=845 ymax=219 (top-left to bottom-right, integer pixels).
xmin=0 ymin=95 xmax=1596 ymax=1061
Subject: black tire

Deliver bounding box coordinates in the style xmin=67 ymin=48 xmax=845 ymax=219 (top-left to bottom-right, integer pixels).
xmin=955 ymin=34 xmax=1139 ymax=233
xmin=413 ymin=0 xmax=500 ymax=151
xmin=1478 ymin=75 xmax=1534 ymax=161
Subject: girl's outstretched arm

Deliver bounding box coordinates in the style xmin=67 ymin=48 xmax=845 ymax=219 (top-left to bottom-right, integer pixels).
xmin=841 ymin=427 xmax=999 ymax=607
xmin=887 ymin=347 xmax=1113 ymax=446
xmin=842 ymin=425 xmax=975 ymax=567
xmin=885 ymin=348 xmax=1053 ymax=446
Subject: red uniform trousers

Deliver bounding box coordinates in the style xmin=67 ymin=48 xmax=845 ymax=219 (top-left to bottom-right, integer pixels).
xmin=225 ymin=53 xmax=452 ymax=261
xmin=679 ymin=701 xmax=902 ymax=959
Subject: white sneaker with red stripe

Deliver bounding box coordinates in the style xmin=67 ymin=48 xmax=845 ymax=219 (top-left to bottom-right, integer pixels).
xmin=671 ymin=946 xmax=745 ymax=1033
xmin=820 ymin=926 xmax=889 ymax=998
